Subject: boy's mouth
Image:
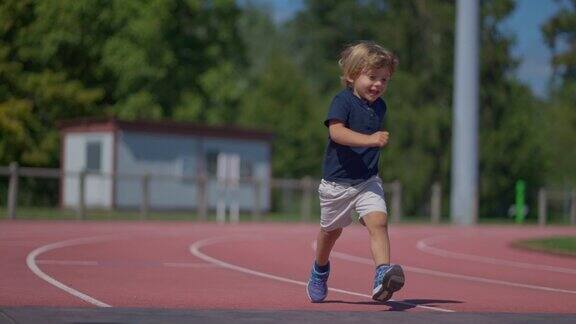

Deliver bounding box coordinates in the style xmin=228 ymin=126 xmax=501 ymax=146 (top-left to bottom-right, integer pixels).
xmin=368 ymin=90 xmax=381 ymax=97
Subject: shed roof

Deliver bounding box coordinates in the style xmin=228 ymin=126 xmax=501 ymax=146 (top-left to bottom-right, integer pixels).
xmin=58 ymin=117 xmax=274 ymax=141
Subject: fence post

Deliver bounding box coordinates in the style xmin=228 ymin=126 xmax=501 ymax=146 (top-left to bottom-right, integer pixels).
xmin=78 ymin=170 xmax=87 ymax=220
xmin=431 ymin=182 xmax=442 ymax=224
xmin=391 ymin=181 xmax=402 ymax=223
xmin=282 ymin=185 xmax=292 ymax=213
xmin=570 ymin=190 xmax=576 ymax=226
xmin=141 ymin=173 xmax=150 ymax=220
xmin=301 ymin=176 xmax=313 ymax=222
xmin=538 ymin=188 xmax=547 ymax=226
xmin=7 ymin=162 xmax=19 ymax=220
xmin=196 ymin=175 xmax=208 ymax=221
xmin=252 ymin=179 xmax=262 ymax=221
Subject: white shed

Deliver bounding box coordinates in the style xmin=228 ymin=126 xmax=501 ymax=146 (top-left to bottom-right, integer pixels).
xmin=59 ymin=118 xmax=273 ymax=212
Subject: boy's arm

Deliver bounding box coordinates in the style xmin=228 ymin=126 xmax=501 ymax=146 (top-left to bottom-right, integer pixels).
xmin=328 ymin=120 xmax=389 ymax=147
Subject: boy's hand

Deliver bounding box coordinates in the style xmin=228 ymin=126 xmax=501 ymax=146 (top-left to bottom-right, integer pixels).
xmin=328 ymin=120 xmax=389 ymax=148
xmin=369 ymin=131 xmax=389 ymax=147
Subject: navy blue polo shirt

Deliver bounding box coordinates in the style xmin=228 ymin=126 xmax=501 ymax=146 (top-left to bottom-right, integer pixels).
xmin=322 ymin=88 xmax=387 ymax=185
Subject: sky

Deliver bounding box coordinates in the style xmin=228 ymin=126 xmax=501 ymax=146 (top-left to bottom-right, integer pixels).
xmin=251 ymin=0 xmax=563 ymax=98
xmin=501 ymin=0 xmax=561 ymax=98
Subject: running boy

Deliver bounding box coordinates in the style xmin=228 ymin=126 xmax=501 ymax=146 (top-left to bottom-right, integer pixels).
xmin=306 ymin=41 xmax=405 ymax=303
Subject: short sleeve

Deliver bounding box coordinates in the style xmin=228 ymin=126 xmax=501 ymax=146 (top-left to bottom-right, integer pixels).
xmin=324 ymin=94 xmax=350 ymax=127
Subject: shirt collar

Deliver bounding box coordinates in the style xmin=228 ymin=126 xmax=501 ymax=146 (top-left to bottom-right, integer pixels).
xmin=345 ymin=87 xmax=379 ymax=107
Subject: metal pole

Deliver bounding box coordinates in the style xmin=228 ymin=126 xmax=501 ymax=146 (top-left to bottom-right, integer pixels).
xmin=141 ymin=174 xmax=150 ymax=220
xmin=78 ymin=170 xmax=86 ymax=220
xmin=431 ymin=182 xmax=442 ymax=224
xmin=450 ymin=0 xmax=480 ymax=225
xmin=252 ymin=179 xmax=262 ymax=221
xmin=7 ymin=162 xmax=19 ymax=220
xmin=282 ymin=185 xmax=292 ymax=213
xmin=538 ymin=188 xmax=547 ymax=226
xmin=391 ymin=181 xmax=402 ymax=223
xmin=196 ymin=175 xmax=208 ymax=221
xmin=570 ymin=190 xmax=576 ymax=226
xmin=301 ymin=176 xmax=312 ymax=222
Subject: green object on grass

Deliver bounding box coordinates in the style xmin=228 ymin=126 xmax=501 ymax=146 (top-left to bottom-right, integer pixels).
xmin=515 ymin=180 xmax=526 ymax=224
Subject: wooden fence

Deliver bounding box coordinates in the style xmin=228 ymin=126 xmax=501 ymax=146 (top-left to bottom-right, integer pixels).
xmin=0 ymin=162 xmax=416 ymax=222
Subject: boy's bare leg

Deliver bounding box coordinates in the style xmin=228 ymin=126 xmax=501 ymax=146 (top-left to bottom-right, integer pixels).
xmin=363 ymin=211 xmax=404 ymax=301
xmin=362 ymin=212 xmax=390 ymax=266
xmin=315 ymin=228 xmax=342 ymax=266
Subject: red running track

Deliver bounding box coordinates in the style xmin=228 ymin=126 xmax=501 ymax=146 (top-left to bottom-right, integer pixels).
xmin=1 ymin=221 xmax=575 ymax=313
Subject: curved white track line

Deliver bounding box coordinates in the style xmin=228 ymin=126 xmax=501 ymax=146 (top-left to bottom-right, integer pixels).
xmin=35 ymin=259 xmax=218 ymax=268
xmin=189 ymin=235 xmax=454 ymax=312
xmin=417 ymin=235 xmax=576 ymax=275
xmin=36 ymin=260 xmax=99 ymax=266
xmin=26 ymin=235 xmax=123 ymax=307
xmin=328 ymin=250 xmax=576 ymax=295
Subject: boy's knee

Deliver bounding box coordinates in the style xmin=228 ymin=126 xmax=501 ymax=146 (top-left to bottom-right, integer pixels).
xmin=321 ymin=227 xmax=343 ymax=239
xmin=363 ymin=212 xmax=388 ymax=231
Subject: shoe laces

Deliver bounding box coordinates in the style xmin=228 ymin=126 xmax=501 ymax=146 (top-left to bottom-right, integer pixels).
xmin=374 ymin=266 xmax=388 ymax=285
xmin=310 ymin=270 xmax=328 ymax=286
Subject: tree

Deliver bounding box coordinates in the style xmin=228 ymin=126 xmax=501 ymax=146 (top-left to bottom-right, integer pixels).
xmin=0 ymin=0 xmax=104 ymax=166
xmin=542 ymin=0 xmax=576 ymax=83
xmin=0 ymin=0 xmax=248 ymax=166
xmin=541 ymin=0 xmax=576 ymax=187
xmin=237 ymin=13 xmax=325 ymax=177
xmin=473 ymin=0 xmax=546 ymax=217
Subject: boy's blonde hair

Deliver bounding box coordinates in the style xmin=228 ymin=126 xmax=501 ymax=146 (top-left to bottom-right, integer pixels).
xmin=339 ymin=41 xmax=399 ymax=87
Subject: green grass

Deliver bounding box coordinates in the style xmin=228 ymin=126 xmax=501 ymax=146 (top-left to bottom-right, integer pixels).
xmin=512 ymin=236 xmax=576 ymax=257
xmin=1 ymin=207 xmax=436 ymax=224
xmin=1 ymin=206 xmax=572 ymax=227
xmin=0 ymin=206 xmax=317 ymax=223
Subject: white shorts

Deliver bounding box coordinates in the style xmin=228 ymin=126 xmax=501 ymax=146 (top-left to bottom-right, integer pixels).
xmin=318 ymin=175 xmax=388 ymax=231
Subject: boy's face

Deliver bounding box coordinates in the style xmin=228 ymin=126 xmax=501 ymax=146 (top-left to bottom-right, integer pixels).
xmin=348 ymin=67 xmax=391 ymax=103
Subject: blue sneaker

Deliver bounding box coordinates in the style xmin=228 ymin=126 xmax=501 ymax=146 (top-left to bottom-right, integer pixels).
xmin=372 ymin=264 xmax=405 ymax=302
xmin=306 ymin=265 xmax=329 ymax=302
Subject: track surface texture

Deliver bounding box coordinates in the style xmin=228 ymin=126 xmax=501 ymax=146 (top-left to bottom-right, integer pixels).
xmin=1 ymin=221 xmax=575 ymax=323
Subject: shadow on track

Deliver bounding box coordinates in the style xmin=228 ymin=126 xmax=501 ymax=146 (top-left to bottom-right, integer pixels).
xmin=321 ymin=298 xmax=462 ymax=311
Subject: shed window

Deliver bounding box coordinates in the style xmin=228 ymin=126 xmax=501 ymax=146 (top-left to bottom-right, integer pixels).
xmin=240 ymin=160 xmax=253 ymax=178
xmin=86 ymin=141 xmax=102 ymax=172
xmin=206 ymin=151 xmax=219 ymax=177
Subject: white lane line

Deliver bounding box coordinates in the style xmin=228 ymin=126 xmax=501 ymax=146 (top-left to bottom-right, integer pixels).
xmin=26 ymin=235 xmax=123 ymax=307
xmin=35 ymin=260 xmax=217 ymax=268
xmin=189 ymin=235 xmax=454 ymax=313
xmin=163 ymin=262 xmax=220 ymax=268
xmin=36 ymin=260 xmax=100 ymax=266
xmin=329 ymin=250 xmax=576 ymax=295
xmin=416 ymin=235 xmax=576 ymax=275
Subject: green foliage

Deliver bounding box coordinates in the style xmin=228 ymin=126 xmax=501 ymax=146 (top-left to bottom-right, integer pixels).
xmin=540 ymin=1 xmax=576 ymax=189
xmin=237 ymin=4 xmax=326 ymax=178
xmin=542 ymin=0 xmax=576 ymax=83
xmin=542 ymin=83 xmax=576 ymax=186
xmin=0 ymin=0 xmax=105 ymax=166
xmin=476 ymin=0 xmax=546 ymax=217
xmin=0 ymin=0 xmax=247 ymax=167
xmin=238 ymin=53 xmax=324 ymax=177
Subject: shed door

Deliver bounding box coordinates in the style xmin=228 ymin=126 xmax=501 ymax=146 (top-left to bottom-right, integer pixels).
xmin=85 ymin=140 xmax=107 ymax=207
